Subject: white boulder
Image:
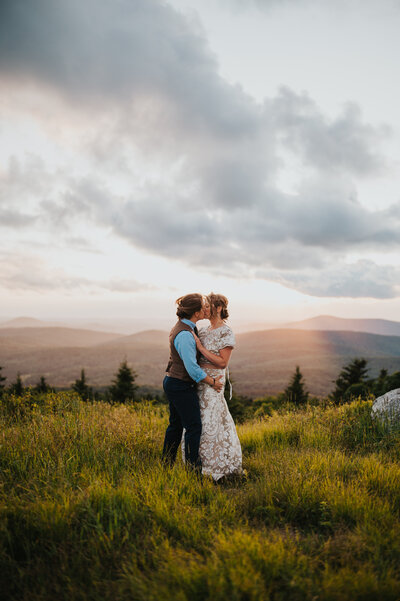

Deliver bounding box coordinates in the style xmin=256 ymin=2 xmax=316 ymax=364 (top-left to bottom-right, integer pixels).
xmin=371 ymin=388 xmax=400 ymax=428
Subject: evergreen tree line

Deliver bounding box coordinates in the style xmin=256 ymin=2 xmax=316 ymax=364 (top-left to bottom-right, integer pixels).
xmin=1 ymin=357 xmax=399 ymax=417
xmin=280 ymin=358 xmax=400 ymax=406
xmin=0 ymin=360 xmax=140 ymax=404
xmin=228 ymin=359 xmax=400 ymax=423
xmin=204 ymin=358 xmax=400 ymax=424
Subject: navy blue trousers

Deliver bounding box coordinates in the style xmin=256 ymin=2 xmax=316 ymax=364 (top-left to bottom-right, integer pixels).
xmin=162 ymin=376 xmax=202 ymax=469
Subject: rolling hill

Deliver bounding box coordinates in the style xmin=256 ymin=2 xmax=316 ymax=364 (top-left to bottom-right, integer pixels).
xmin=230 ymin=329 xmax=400 ymax=397
xmin=1 ymin=326 xmax=400 ymax=397
xmin=0 ymin=327 xmax=122 ymax=348
xmin=282 ymin=315 xmax=400 ymax=337
xmin=0 ymin=317 xmax=66 ymax=328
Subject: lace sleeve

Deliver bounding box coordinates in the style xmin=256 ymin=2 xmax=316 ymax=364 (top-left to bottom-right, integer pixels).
xmin=219 ymin=326 xmax=236 ymax=350
xmin=197 ymin=326 xmax=207 ymax=343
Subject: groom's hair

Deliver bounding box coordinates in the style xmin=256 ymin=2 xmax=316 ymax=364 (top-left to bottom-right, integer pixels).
xmin=176 ymin=293 xmax=203 ymax=319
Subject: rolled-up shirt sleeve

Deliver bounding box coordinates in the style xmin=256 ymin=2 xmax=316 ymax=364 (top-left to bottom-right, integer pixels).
xmin=174 ymin=331 xmax=207 ymax=383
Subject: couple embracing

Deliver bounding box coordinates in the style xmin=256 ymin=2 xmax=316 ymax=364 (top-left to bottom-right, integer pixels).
xmin=162 ymin=292 xmax=242 ymax=481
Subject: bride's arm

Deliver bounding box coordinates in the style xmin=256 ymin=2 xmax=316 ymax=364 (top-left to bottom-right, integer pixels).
xmin=193 ymin=334 xmax=233 ymax=368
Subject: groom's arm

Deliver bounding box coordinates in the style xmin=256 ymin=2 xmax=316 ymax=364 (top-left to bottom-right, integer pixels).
xmin=174 ymin=331 xmax=207 ymax=383
xmin=174 ymin=332 xmax=223 ymax=391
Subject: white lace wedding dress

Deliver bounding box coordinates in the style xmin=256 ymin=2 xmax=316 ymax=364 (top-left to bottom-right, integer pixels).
xmin=183 ymin=324 xmax=242 ymax=481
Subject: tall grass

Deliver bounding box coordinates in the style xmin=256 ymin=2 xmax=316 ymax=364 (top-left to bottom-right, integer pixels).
xmin=1 ymin=391 xmax=400 ymax=600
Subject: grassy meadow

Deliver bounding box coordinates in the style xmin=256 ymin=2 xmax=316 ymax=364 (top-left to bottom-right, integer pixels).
xmin=1 ymin=391 xmax=400 ymax=600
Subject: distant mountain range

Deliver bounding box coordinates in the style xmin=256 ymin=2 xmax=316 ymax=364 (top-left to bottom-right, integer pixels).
xmin=282 ymin=315 xmax=400 ymax=337
xmin=230 ymin=328 xmax=400 ymax=397
xmin=0 ymin=327 xmax=122 ymax=348
xmin=3 ymin=314 xmax=400 ymax=337
xmin=0 ymin=317 xmax=67 ymax=329
xmin=1 ymin=323 xmax=400 ymax=397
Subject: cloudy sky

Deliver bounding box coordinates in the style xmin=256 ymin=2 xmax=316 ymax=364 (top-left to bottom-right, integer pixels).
xmin=1 ymin=0 xmax=400 ymax=328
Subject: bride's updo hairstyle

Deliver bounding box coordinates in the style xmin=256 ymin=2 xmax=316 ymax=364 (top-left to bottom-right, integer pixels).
xmin=176 ymin=293 xmax=203 ymax=319
xmin=207 ymin=293 xmax=229 ymax=320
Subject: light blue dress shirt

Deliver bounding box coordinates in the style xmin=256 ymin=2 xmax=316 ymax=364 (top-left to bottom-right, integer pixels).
xmin=174 ymin=319 xmax=207 ymax=383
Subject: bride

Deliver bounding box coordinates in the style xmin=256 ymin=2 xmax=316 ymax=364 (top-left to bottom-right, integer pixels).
xmin=184 ymin=293 xmax=242 ymax=481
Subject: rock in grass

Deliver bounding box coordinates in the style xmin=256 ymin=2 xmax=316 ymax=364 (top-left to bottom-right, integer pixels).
xmin=371 ymin=388 xmax=400 ymax=428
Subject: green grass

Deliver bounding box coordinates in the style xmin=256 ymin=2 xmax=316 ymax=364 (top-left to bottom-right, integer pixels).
xmin=1 ymin=392 xmax=400 ymax=600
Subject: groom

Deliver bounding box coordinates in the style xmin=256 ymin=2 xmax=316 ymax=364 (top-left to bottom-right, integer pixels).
xmin=162 ymin=293 xmax=223 ymax=471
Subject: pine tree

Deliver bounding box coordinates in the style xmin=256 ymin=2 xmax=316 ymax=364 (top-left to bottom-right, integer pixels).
xmin=35 ymin=376 xmax=51 ymax=394
xmin=109 ymin=360 xmax=138 ymax=404
xmin=330 ymin=358 xmax=369 ymax=404
xmin=11 ymin=373 xmax=24 ymax=396
xmin=387 ymin=371 xmax=400 ymax=391
xmin=372 ymin=368 xmax=388 ymax=397
xmin=284 ymin=366 xmax=309 ymax=405
xmin=0 ymin=366 xmax=6 ymax=397
xmin=73 ymin=369 xmax=93 ymax=402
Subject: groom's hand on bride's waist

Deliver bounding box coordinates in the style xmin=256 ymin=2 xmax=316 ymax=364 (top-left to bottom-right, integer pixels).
xmin=203 ymin=374 xmax=223 ymax=392
xmin=214 ymin=376 xmax=223 ymax=392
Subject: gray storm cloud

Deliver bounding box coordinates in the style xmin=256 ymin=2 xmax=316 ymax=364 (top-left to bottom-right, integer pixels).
xmin=260 ymin=261 xmax=400 ymax=299
xmin=0 ymin=0 xmax=258 ymax=136
xmin=224 ymin=0 xmax=395 ymax=11
xmin=0 ymin=209 xmax=38 ymax=228
xmin=268 ymin=89 xmax=388 ymax=176
xmin=0 ymin=0 xmax=398 ymax=298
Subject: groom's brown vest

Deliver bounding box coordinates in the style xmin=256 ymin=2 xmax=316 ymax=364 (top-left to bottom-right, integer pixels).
xmin=166 ymin=320 xmax=201 ymax=382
